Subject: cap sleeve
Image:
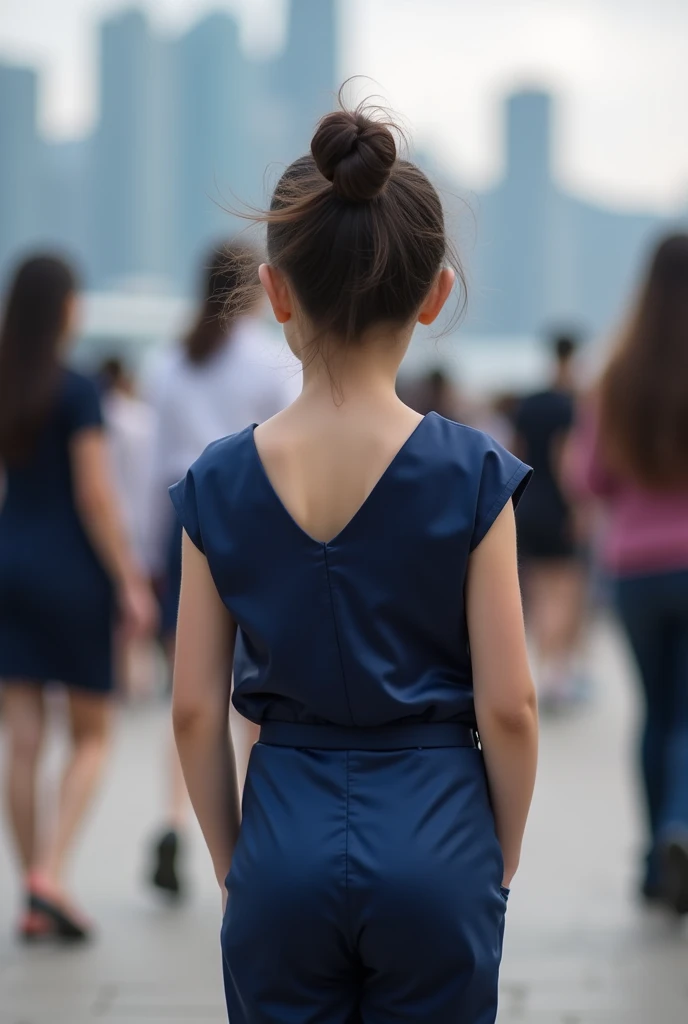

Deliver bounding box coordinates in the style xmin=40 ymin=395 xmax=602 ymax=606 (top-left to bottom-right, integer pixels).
xmin=64 ymin=371 xmax=103 ymax=435
xmin=471 ymin=439 xmax=532 ymax=551
xmin=169 ymin=468 xmax=205 ymax=554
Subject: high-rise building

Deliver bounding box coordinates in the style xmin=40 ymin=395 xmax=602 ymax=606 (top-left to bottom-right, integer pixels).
xmin=505 ymin=89 xmax=552 ymax=190
xmin=469 ymin=87 xmax=670 ymax=337
xmin=173 ymin=11 xmax=252 ymax=288
xmin=275 ymin=0 xmax=338 ymax=161
xmin=491 ymin=89 xmax=555 ymax=334
xmin=0 ymin=63 xmax=41 ymax=283
xmin=91 ymin=9 xmax=173 ymax=289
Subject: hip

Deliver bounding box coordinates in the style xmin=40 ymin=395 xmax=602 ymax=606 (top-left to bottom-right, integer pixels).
xmin=230 ymin=737 xmax=504 ymax=902
xmin=0 ymin=514 xmax=106 ymax=570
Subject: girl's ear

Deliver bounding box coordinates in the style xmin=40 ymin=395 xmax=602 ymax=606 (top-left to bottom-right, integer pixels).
xmin=418 ymin=268 xmax=455 ymax=326
xmin=259 ymin=264 xmax=292 ymax=324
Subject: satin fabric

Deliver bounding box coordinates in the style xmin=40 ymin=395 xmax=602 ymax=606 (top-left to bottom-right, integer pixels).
xmin=170 ymin=412 xmax=531 ymax=1023
xmin=171 ymin=413 xmax=531 ymax=731
xmin=223 ymin=743 xmax=508 ymax=1024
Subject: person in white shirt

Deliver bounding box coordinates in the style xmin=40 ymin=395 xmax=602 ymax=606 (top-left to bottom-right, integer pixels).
xmin=99 ymin=357 xmax=156 ymax=572
xmin=146 ymin=242 xmax=300 ymax=898
xmin=99 ymin=357 xmax=158 ymax=700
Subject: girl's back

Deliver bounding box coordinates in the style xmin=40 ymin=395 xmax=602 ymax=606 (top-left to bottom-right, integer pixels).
xmin=174 ymin=411 xmax=530 ymax=730
xmin=171 ymin=102 xmax=538 ymax=1024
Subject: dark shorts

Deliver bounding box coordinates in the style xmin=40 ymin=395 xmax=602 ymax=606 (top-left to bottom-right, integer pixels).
xmin=517 ymin=517 xmax=578 ymax=562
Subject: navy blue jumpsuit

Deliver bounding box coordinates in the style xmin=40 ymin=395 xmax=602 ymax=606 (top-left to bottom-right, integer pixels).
xmin=170 ymin=411 xmax=531 ymax=1024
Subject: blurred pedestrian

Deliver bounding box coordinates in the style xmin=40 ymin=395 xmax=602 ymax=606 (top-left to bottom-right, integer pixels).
xmin=570 ymin=234 xmax=688 ymax=913
xmin=99 ymin=356 xmax=156 ymax=584
xmin=146 ymin=241 xmax=298 ymax=899
xmin=481 ymin=392 xmax=520 ymax=448
xmin=171 ymin=107 xmax=537 ymax=1024
xmin=513 ymin=333 xmax=588 ymax=709
xmin=405 ymin=366 xmax=474 ymax=422
xmin=99 ymin=356 xmax=158 ymax=700
xmin=0 ymin=255 xmax=156 ymax=941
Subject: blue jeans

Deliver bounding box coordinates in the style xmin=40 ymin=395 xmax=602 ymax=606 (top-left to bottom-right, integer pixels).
xmin=616 ymin=570 xmax=688 ymax=885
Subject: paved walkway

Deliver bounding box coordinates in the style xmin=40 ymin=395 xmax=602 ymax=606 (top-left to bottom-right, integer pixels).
xmin=1 ymin=619 xmax=687 ymax=1023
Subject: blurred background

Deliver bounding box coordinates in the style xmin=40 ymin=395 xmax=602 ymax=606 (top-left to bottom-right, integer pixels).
xmin=1 ymin=0 xmax=686 ymax=379
xmin=1 ymin=2 xmax=688 ymax=1022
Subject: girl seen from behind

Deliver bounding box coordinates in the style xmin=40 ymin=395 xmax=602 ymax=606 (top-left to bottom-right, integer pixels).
xmin=171 ymin=104 xmax=539 ymax=1023
xmin=571 ymin=234 xmax=688 ymax=914
xmin=0 ymin=255 xmax=155 ymax=941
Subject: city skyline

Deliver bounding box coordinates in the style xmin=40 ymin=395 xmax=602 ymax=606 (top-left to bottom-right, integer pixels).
xmin=0 ymin=2 xmax=686 ymax=339
xmin=2 ymin=0 xmax=688 ymax=209
xmin=0 ymin=3 xmax=340 ymax=294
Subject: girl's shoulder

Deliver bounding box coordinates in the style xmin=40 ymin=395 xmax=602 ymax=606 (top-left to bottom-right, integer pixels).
xmin=423 ymin=413 xmax=532 ymax=549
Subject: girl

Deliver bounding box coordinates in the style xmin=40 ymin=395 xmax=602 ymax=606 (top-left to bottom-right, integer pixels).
xmin=147 ymin=242 xmax=297 ymax=897
xmin=0 ymin=255 xmax=154 ymax=940
xmin=172 ymin=107 xmax=538 ymax=1023
xmin=571 ymin=234 xmax=688 ymax=914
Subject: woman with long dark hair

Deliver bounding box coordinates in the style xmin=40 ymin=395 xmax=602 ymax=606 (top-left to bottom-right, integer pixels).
xmin=171 ymin=105 xmax=538 ymax=1023
xmin=572 ymin=234 xmax=688 ymax=913
xmin=146 ymin=241 xmax=297 ymax=897
xmin=0 ymin=255 xmax=155 ymax=941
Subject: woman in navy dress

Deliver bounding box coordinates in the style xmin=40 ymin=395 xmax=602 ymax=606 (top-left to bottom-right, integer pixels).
xmin=172 ymin=107 xmax=539 ymax=1023
xmin=0 ymin=255 xmax=155 ymax=940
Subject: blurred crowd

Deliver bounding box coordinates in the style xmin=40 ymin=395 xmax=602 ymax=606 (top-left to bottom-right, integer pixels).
xmin=1 ymin=230 xmax=688 ymax=937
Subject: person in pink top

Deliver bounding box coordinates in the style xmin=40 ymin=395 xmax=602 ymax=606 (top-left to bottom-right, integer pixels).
xmin=570 ymin=234 xmax=688 ymax=914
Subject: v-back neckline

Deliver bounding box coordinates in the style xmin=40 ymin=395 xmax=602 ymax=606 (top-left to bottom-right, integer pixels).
xmin=250 ymin=413 xmax=432 ymax=548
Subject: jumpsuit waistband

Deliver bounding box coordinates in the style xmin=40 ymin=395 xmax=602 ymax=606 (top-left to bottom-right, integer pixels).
xmin=259 ymin=721 xmax=479 ymax=751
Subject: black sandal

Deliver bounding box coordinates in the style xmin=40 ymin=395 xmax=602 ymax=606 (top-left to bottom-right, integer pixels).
xmin=28 ymin=892 xmax=92 ymax=941
xmin=17 ymin=905 xmax=54 ymax=943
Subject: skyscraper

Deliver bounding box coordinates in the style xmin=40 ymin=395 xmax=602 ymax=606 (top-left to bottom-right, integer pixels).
xmin=505 ymin=89 xmax=552 ymax=189
xmin=478 ymin=89 xmax=556 ymax=334
xmin=0 ymin=63 xmax=41 ymax=282
xmin=91 ymin=9 xmax=173 ymax=289
xmin=276 ymin=0 xmax=338 ymax=161
xmin=173 ymin=12 xmax=252 ymax=288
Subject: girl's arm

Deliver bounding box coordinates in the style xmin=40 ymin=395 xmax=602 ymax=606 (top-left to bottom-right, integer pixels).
xmin=466 ymin=502 xmax=539 ymax=886
xmin=172 ymin=531 xmax=241 ymax=891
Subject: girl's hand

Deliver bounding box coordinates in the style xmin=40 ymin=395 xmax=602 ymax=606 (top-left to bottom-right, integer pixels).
xmin=502 ymin=859 xmax=519 ymax=889
xmin=119 ymin=575 xmax=158 ymax=638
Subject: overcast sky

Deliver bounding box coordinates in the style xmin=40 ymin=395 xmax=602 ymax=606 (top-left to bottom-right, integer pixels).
xmin=1 ymin=0 xmax=687 ymax=211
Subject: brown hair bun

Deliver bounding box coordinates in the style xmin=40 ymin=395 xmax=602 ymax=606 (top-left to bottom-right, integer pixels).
xmin=311 ymin=110 xmax=396 ymax=202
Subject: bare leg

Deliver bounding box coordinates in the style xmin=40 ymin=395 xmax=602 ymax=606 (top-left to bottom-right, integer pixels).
xmin=149 ymin=634 xmax=188 ymax=897
xmin=163 ymin=634 xmax=190 ymax=829
xmin=2 ymin=683 xmax=46 ymax=874
xmin=37 ymin=690 xmax=112 ymax=891
xmin=526 ymin=561 xmax=586 ymax=702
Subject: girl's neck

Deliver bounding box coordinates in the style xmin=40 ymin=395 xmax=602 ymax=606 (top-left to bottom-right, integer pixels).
xmin=297 ymin=330 xmax=410 ymax=412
